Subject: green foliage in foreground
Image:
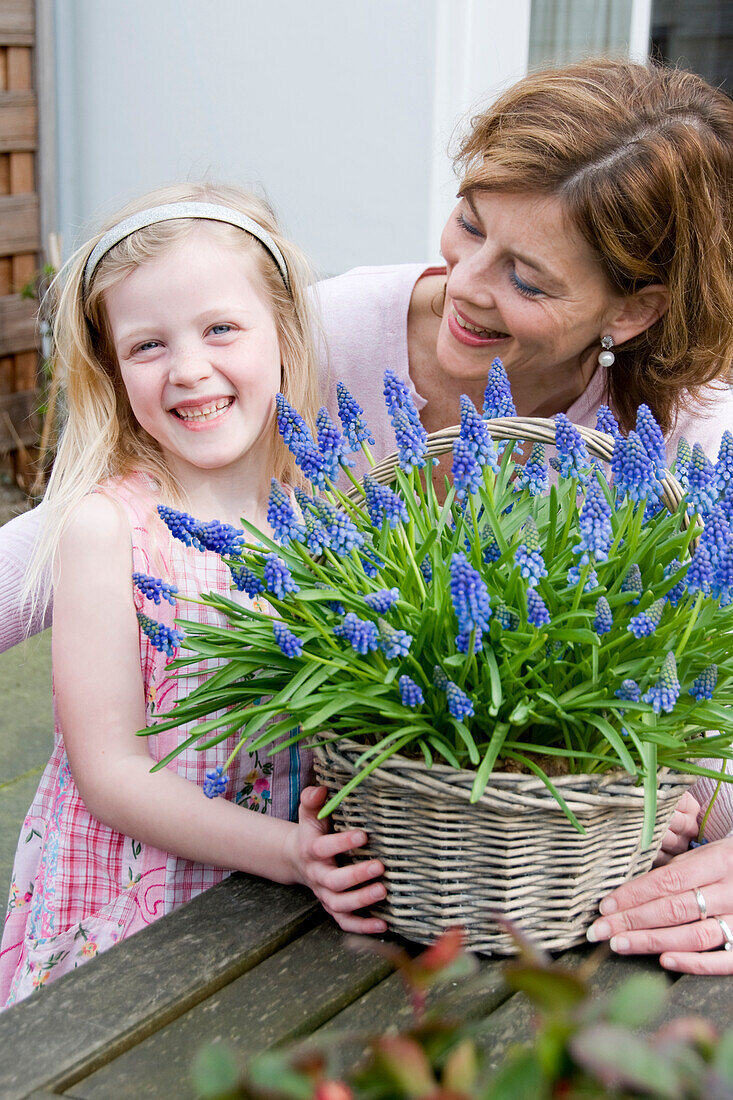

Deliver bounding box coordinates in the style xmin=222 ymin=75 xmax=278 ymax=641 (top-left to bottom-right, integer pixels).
xmin=191 ymin=927 xmax=733 ymax=1100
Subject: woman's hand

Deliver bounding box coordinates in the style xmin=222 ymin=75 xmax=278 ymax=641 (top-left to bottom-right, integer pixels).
xmin=587 ymin=837 xmax=733 ymax=974
xmin=652 ymin=790 xmax=702 ymax=866
xmin=293 ymin=785 xmax=387 ymax=935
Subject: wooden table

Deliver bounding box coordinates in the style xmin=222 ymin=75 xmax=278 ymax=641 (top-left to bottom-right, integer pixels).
xmin=0 ymin=873 xmax=730 ymax=1099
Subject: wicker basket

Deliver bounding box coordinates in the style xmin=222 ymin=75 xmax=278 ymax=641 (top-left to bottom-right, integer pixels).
xmin=314 ymin=738 xmax=691 ymax=953
xmin=325 ymin=417 xmax=692 ymax=953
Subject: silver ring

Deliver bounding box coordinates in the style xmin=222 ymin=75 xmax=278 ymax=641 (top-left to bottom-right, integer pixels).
xmin=717 ymin=917 xmax=733 ymax=952
xmin=694 ymin=888 xmax=708 ymax=920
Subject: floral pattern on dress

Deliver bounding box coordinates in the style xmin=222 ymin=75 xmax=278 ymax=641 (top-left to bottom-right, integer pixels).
xmin=236 ymin=752 xmax=273 ymax=813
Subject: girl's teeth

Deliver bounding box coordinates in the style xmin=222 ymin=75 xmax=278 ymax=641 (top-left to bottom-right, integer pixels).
xmin=175 ymin=398 xmax=232 ymax=421
xmin=453 ymin=308 xmax=507 ymax=339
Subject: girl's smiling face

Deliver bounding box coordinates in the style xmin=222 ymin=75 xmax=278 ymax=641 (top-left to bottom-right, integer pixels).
xmin=104 ymin=228 xmax=282 ymax=489
xmin=437 ymin=190 xmax=626 ymax=399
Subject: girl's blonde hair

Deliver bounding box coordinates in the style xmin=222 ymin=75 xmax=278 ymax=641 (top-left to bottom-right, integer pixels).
xmin=455 ymin=58 xmax=733 ymax=434
xmin=26 ymin=181 xmax=321 ymax=614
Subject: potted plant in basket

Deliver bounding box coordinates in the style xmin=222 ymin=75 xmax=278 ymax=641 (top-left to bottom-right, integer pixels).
xmin=142 ymin=359 xmax=733 ymax=953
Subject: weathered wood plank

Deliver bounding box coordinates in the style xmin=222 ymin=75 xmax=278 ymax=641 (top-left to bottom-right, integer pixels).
xmin=0 ymin=875 xmax=320 ymax=1100
xmin=14 ymin=350 xmax=38 ymax=390
xmin=6 ymin=46 xmax=32 ymax=89
xmin=11 ymin=250 xmax=35 ymax=288
xmin=0 ymin=193 xmax=39 ymax=254
xmin=0 ymin=293 xmax=36 ymax=355
xmin=654 ymin=971 xmax=733 ymax=1027
xmin=0 ymin=1 xmax=34 ymax=46
xmin=0 ymin=388 xmax=38 ymax=448
xmin=0 ymin=91 xmax=35 ymax=151
xmin=69 ymin=921 xmax=392 ymax=1099
xmin=9 ymin=150 xmax=33 ymax=191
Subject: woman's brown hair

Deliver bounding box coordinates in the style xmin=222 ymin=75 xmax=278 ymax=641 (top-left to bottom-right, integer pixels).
xmin=455 ymin=58 xmax=733 ymax=434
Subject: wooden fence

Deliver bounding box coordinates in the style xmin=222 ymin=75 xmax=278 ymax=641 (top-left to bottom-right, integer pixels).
xmin=0 ymin=0 xmax=40 ymax=485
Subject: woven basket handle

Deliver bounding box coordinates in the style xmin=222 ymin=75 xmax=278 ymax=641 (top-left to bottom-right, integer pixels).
xmin=349 ymin=415 xmax=687 ymax=517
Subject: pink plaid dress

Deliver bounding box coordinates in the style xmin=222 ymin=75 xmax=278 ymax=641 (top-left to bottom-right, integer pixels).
xmin=0 ymin=475 xmax=311 ymax=1007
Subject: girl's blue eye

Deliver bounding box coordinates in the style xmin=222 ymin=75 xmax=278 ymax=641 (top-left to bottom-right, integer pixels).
xmin=509 ymin=269 xmax=543 ymax=298
xmin=210 ymin=323 xmax=233 ymax=335
xmin=456 ymin=212 xmax=483 ymax=238
xmin=137 ymin=340 xmax=160 ymax=353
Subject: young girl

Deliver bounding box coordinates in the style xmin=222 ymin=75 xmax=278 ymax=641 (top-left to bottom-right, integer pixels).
xmin=0 ymin=183 xmax=386 ymax=1007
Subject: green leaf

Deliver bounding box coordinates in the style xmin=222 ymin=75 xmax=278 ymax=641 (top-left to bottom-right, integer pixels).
xmin=640 ymin=740 xmax=658 ymax=849
xmin=503 ymin=964 xmax=587 ymax=1011
xmin=713 ymin=1029 xmax=733 ymax=1084
xmin=190 ymin=1043 xmax=240 ymax=1098
xmin=482 ymin=1048 xmax=547 ymax=1100
xmin=582 ymin=713 xmax=637 ymax=774
xmin=606 ymin=973 xmax=670 ymax=1027
xmin=470 ymin=723 xmax=510 ymax=802
xmin=570 ymin=1024 xmax=682 ymax=1099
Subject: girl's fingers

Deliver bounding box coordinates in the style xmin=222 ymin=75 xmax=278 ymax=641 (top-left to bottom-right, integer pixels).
xmin=588 ymin=883 xmax=732 ymax=941
xmin=605 ymin=914 xmax=733 ymax=956
xmin=328 ymin=912 xmax=388 ymax=935
xmin=661 ymin=948 xmax=733 ymax=975
xmin=319 ymin=880 xmax=387 ymax=915
xmin=658 ymin=828 xmax=698 ymax=858
xmin=308 ymin=827 xmax=370 ymax=861
xmin=319 ymin=858 xmax=384 ymax=894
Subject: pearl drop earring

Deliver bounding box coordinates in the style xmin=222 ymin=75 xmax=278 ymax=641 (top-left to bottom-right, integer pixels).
xmin=598 ymin=335 xmax=615 ymax=368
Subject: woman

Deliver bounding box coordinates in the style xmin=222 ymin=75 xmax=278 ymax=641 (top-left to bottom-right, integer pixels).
xmin=2 ymin=57 xmax=732 ymax=970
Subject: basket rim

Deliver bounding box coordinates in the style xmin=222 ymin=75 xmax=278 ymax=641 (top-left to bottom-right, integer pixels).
xmin=313 ymin=735 xmax=692 ymax=810
xmin=344 ymin=414 xmax=687 ymax=518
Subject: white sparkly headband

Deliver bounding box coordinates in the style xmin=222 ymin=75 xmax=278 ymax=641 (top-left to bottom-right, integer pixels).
xmin=82 ymin=201 xmax=290 ymax=294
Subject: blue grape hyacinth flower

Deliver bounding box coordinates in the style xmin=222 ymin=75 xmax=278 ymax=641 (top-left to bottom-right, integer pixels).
xmin=574 ymin=478 xmax=613 ymax=564
xmin=268 ymin=479 xmax=305 ymax=544
xmin=714 ymin=431 xmax=733 ymax=493
xmin=378 ymin=621 xmax=412 ymax=659
xmin=137 ymin=613 xmax=184 ymax=658
xmin=620 ymin=563 xmax=643 ymax=605
xmin=515 ymin=443 xmax=548 ymax=496
xmin=334 ymin=612 xmax=379 ymax=654
xmin=515 ymin=518 xmax=547 ymax=588
xmin=459 ymin=395 xmax=500 ymax=470
xmin=482 ymin=357 xmax=517 ymax=419
xmin=363 ymin=474 xmax=408 ymax=529
xmin=263 ymin=554 xmax=299 ymax=599
xmin=610 ymin=431 xmax=657 ymax=503
xmin=687 ymin=442 xmax=719 ymax=516
xmin=203 ymin=766 xmax=229 ymax=799
xmin=495 ymin=603 xmax=519 ymax=631
xmin=450 ymin=552 xmax=492 ymax=653
xmin=635 ymin=404 xmax=666 ymax=475
xmin=689 ymin=665 xmax=718 ymax=701
xmin=643 ymin=651 xmax=681 ymax=714
xmin=336 ymin=381 xmax=375 ymax=448
xmin=595 ymin=404 xmax=621 ymax=439
xmin=273 ymin=621 xmax=302 ymax=658
xmin=383 ymin=368 xmax=422 ymax=429
xmin=158 ymin=506 xmax=245 ymax=556
xmin=593 ymin=596 xmax=613 ymax=635
xmin=615 ymin=679 xmax=641 ymax=704
xmin=446 ymin=681 xmax=475 ymax=720
xmin=628 ymin=598 xmax=666 ymax=638
xmin=675 ymin=437 xmax=692 ymax=485
xmin=132 ymin=572 xmax=178 ymax=606
xmin=553 ymin=414 xmax=592 ymax=482
xmin=399 ymin=675 xmax=424 ymax=708
xmin=452 ymin=436 xmax=482 ymax=502
xmin=526 ymin=588 xmax=551 ymax=628
xmin=364 ymin=588 xmax=399 ymax=613
xmin=229 ymin=561 xmax=265 ymax=597
xmin=685 ymin=540 xmax=714 ymax=596
xmin=316 ymin=406 xmax=353 ymax=482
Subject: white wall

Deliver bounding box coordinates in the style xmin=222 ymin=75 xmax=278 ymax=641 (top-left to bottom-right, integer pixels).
xmin=53 ymin=0 xmax=438 ymax=276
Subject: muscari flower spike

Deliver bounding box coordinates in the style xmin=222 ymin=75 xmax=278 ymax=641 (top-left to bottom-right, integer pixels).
xmin=132 ymin=572 xmax=178 ymax=607
xmin=203 ymin=766 xmax=228 ymax=799
xmin=316 ymin=406 xmax=353 ymax=483
xmin=312 ymin=498 xmax=364 ymax=555
xmin=482 ymin=357 xmax=516 ymax=419
xmin=446 ymin=681 xmax=475 ymax=720
xmin=715 ymin=431 xmax=733 ymax=494
xmin=450 ymin=551 xmax=492 ymax=653
xmin=663 ymin=560 xmax=687 ymax=607
xmin=229 ymin=561 xmax=265 ymax=597
xmin=268 ymin=479 xmax=305 ymax=544
xmin=689 ymin=664 xmax=718 ymax=702
xmin=643 ymin=650 xmax=681 ymax=714
xmin=157 ymin=506 xmax=245 ymax=556
xmin=483 ymin=535 xmax=501 ymax=565
xmin=595 ymin=404 xmax=621 ymax=439
xmin=635 ymin=404 xmax=666 ymax=475
xmin=526 ymin=588 xmax=551 ymax=628
xmin=433 ymin=665 xmax=449 ymax=691
xmin=452 ymin=436 xmax=482 ymax=502
xmin=336 ymin=381 xmax=375 ymax=448
xmin=553 ymin=413 xmax=592 ymax=482
xmin=610 ymin=431 xmax=657 ymax=504
xmin=515 ymin=443 xmax=548 ymax=497
xmin=263 ymin=554 xmax=299 ymax=599
xmin=593 ymin=596 xmax=613 ymax=635
xmin=363 ymin=474 xmax=408 ymax=529
xmin=574 ymin=478 xmax=613 ymax=564
xmin=273 ymin=621 xmax=303 ymax=658
xmin=628 ymin=597 xmax=666 ymax=638
xmin=459 ymin=395 xmax=500 ymax=470
xmin=378 ymin=621 xmax=412 ymax=659
xmin=359 ymin=545 xmax=384 ymax=580
xmin=685 ymin=540 xmax=714 ymax=596
xmin=495 ymin=603 xmax=519 ymax=631
xmin=334 ymin=612 xmax=379 ymax=655
xmin=712 ymin=541 xmax=733 ymax=606
xmin=384 ymin=368 xmax=422 ymax=429
xmin=514 ymin=517 xmax=547 ymax=588
xmin=615 ymin=679 xmax=641 ymax=704
xmin=700 ymin=505 xmax=732 ymax=563
xmin=393 ymin=408 xmax=428 ymax=471
xmin=399 ymin=675 xmax=424 ymax=708
xmin=621 ymin=563 xmax=643 ymax=605
xmin=687 ymin=442 xmax=718 ymax=516
xmin=364 ymin=588 xmax=399 ymax=613
xmin=567 ymin=563 xmax=599 ymax=591
xmin=137 ymin=613 xmax=184 ymax=658
xmin=419 ymin=556 xmax=433 ymax=583
xmin=275 ymin=393 xmax=314 ymax=450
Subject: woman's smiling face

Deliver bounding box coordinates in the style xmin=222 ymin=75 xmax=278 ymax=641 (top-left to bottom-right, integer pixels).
xmin=437 ymin=190 xmax=624 ymax=392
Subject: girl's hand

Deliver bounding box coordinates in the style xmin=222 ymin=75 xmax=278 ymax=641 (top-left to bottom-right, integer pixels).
xmin=587 ymin=837 xmax=733 ymax=974
xmin=294 ymin=785 xmax=387 ymax=935
xmin=652 ymin=790 xmax=702 ymax=866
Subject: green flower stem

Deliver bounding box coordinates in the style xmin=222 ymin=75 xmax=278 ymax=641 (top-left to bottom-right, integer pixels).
xmin=397 ymin=525 xmax=428 ymax=601
xmin=557 ymin=478 xmax=579 ymax=552
xmin=674 ymin=591 xmax=704 ymax=661
xmin=360 ymin=440 xmax=376 ymax=468
xmin=479 ymin=478 xmax=511 ymax=555
xmin=697 ymin=781 xmax=723 ymax=843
